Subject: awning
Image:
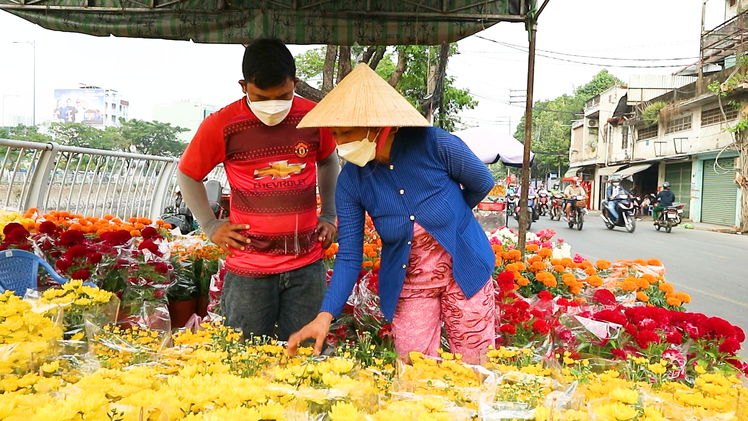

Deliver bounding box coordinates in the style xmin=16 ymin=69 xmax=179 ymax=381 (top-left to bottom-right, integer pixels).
xmin=598 ymin=165 xmax=624 ymax=176
xmin=452 ymin=127 xmax=534 ymax=168
xmin=0 ymin=0 xmax=528 ymax=45
xmin=616 ymin=164 xmax=652 ymax=175
xmin=563 ymin=168 xmax=580 ymax=178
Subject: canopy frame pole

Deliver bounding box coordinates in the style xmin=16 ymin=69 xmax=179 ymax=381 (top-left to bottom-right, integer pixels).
xmin=517 ymin=0 xmax=547 ymax=256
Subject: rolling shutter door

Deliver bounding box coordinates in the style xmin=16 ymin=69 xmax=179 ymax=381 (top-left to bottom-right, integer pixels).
xmin=665 ymin=162 xmax=692 ymax=218
xmin=701 ymin=159 xmax=738 ymax=226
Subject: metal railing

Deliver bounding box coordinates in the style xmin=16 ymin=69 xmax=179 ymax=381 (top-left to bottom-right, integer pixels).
xmin=1 ymin=138 xmax=227 ymax=220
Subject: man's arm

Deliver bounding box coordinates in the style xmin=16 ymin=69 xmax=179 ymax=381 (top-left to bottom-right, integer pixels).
xmin=176 ymin=169 xmax=227 ymax=239
xmin=316 ymin=151 xmax=340 ymax=225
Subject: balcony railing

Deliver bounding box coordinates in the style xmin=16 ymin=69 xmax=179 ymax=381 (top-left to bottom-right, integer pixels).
xmin=1 ymin=138 xmax=227 ymax=220
xmin=701 ymin=9 xmax=748 ymax=65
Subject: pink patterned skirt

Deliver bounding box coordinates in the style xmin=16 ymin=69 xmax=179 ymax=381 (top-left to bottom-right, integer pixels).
xmin=391 ymin=223 xmax=495 ymax=365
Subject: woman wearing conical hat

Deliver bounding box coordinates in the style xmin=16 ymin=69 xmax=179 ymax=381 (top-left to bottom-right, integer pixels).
xmin=287 ymin=64 xmax=496 ymax=364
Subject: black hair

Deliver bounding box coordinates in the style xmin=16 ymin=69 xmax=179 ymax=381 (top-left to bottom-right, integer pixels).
xmin=242 ymin=38 xmax=296 ymax=90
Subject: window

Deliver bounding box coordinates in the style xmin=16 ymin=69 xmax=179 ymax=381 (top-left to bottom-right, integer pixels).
xmin=621 ymin=127 xmax=629 ymax=150
xmin=112 ymin=115 xmax=116 ymax=123
xmin=665 ymin=115 xmax=692 ymax=134
xmin=701 ymin=106 xmax=739 ymax=126
xmin=638 ymin=125 xmax=658 ymax=140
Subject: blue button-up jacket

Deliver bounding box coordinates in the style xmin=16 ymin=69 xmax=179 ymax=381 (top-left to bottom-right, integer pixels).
xmin=319 ymin=127 xmax=496 ymax=321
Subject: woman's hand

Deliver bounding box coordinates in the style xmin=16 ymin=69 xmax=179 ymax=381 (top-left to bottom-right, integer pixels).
xmin=210 ymin=223 xmax=250 ymax=256
xmin=286 ymin=312 xmax=334 ymax=356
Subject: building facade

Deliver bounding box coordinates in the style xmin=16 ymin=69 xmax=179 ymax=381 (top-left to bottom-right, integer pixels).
xmin=152 ymin=99 xmax=219 ymax=142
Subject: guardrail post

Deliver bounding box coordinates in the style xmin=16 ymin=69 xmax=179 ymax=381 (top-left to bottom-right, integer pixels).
xmin=149 ymin=158 xmax=178 ymax=221
xmin=23 ymin=142 xmax=59 ymax=212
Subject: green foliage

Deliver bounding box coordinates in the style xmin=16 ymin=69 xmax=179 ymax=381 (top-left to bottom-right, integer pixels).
xmin=48 ymin=123 xmax=128 ymax=151
xmin=294 ymin=45 xmax=477 ymax=132
xmin=641 ymin=101 xmax=667 ymax=126
xmin=513 ymin=70 xmax=623 ymax=173
xmin=0 ymin=124 xmax=52 ymax=143
xmin=119 ymin=119 xmax=189 ymax=157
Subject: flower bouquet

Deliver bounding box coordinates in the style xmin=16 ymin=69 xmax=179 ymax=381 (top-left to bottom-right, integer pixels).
xmin=35 ymin=280 xmax=119 ymax=341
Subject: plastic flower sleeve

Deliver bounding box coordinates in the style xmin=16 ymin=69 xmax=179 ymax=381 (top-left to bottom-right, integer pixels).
xmin=207 ymin=258 xmax=225 ymax=314
xmin=85 ymin=320 xmax=172 ymax=369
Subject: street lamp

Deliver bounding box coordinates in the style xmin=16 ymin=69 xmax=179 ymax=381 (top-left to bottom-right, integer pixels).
xmin=2 ymin=94 xmax=20 ymax=127
xmin=13 ymin=40 xmax=35 ymax=127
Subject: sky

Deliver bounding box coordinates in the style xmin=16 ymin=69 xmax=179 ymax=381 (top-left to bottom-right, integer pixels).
xmin=0 ymin=0 xmax=728 ymax=134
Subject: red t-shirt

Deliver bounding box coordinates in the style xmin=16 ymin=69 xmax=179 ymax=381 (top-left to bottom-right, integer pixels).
xmin=179 ymin=97 xmax=336 ymax=276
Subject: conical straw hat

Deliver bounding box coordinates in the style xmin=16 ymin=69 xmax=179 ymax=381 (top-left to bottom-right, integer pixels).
xmin=297 ymin=63 xmax=431 ymax=128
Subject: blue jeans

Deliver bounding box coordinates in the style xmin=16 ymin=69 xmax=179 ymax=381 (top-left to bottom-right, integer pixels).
xmin=221 ymin=260 xmax=326 ymax=341
xmin=606 ymin=201 xmax=619 ymax=221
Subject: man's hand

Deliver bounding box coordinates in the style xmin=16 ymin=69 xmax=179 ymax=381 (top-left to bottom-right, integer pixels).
xmin=315 ymin=220 xmax=336 ymax=250
xmin=211 ymin=222 xmax=250 ymax=257
xmin=287 ymin=312 xmax=334 ymax=356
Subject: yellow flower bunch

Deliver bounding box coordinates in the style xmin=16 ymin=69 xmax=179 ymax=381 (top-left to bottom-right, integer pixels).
xmin=398 ymin=351 xmax=481 ymax=410
xmin=0 ymin=291 xmax=63 ymax=378
xmin=0 ymin=210 xmax=36 ymax=240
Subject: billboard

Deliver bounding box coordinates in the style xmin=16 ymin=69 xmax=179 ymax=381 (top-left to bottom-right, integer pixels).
xmin=53 ymin=89 xmax=105 ymax=125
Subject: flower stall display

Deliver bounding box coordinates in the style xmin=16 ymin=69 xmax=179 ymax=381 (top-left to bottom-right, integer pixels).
xmin=1 ymin=209 xmax=747 ymax=420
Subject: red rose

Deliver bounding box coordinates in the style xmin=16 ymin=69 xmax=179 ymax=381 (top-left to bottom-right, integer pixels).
xmin=138 ymin=240 xmax=160 ymax=255
xmin=38 ymin=221 xmax=60 ymax=236
xmin=592 ymin=289 xmax=617 ymax=305
xmin=55 ymin=259 xmax=72 ymax=272
xmin=70 ymin=269 xmax=91 ymax=280
xmin=666 ymin=331 xmax=683 ymax=345
xmin=532 ymin=319 xmax=550 ymax=335
xmin=499 ymin=324 xmax=517 ymax=335
xmin=537 ymin=290 xmax=553 ymax=301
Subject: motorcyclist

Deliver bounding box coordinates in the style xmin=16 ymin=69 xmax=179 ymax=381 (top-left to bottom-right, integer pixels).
xmin=563 ymin=177 xmax=587 ymax=221
xmin=653 ymin=181 xmax=676 ymax=223
xmin=537 ymin=183 xmax=548 ymax=195
xmin=550 ymin=183 xmax=562 ymax=195
xmin=516 ymin=184 xmax=538 ymax=220
xmin=605 ymin=175 xmax=629 ymax=222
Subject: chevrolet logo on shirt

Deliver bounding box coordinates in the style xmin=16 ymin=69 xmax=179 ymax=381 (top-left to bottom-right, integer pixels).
xmin=254 ymin=161 xmax=306 ymax=180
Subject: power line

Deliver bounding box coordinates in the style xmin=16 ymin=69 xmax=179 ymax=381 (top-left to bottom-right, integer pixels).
xmin=473 ymin=36 xmax=698 ymax=62
xmin=474 ymin=36 xmax=697 ymax=68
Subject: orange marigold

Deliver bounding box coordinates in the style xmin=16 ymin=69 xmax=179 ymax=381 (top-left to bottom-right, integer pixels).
xmin=127 ymin=217 xmax=138 ymax=223
xmin=585 ymin=267 xmax=598 ymax=276
xmin=362 ymin=261 xmax=374 ymax=268
xmin=658 ymin=283 xmax=675 ymax=294
xmin=130 ymin=230 xmax=141 ymax=237
xmin=636 ymin=291 xmax=650 ymax=302
xmin=527 ymin=255 xmax=542 ymax=264
xmin=647 ymin=258 xmax=662 ymax=266
xmin=641 ymin=274 xmax=657 ymax=284
xmin=517 ymin=277 xmax=530 ymax=287
xmin=505 ymin=263 xmax=518 ymax=272
xmin=531 ymin=261 xmax=546 ymax=272
xmin=570 ymin=285 xmax=582 ymax=295
xmin=367 ymin=251 xmax=378 ymax=258
xmin=515 ymin=263 xmax=527 ymax=272
xmin=562 ymin=273 xmax=576 ymax=284
xmin=634 ymin=259 xmax=648 ymax=266
xmin=550 ymin=259 xmax=562 ymax=266
xmin=676 ymin=292 xmax=692 ymax=304
xmin=537 ymin=272 xmax=557 ymax=288
xmin=491 ymin=244 xmax=502 ymax=253
xmin=586 ymin=275 xmax=603 ymax=287
xmin=666 ymin=297 xmax=682 ymax=307
xmin=596 ymin=260 xmax=611 ymax=270
xmin=538 ymin=248 xmax=553 ymax=258
xmin=560 ymin=258 xmax=573 ymax=267
xmin=525 ymin=244 xmax=539 ymax=252
xmin=635 ymin=278 xmax=650 ymax=289
xmin=620 ymin=279 xmax=638 ymax=292
xmin=552 ymin=265 xmax=565 ymax=273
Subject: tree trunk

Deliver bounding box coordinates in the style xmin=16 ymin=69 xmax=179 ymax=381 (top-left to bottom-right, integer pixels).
xmin=369 ymin=47 xmax=386 ymax=70
xmin=337 ymin=46 xmax=352 ymax=83
xmin=389 ymin=47 xmax=408 ymax=87
xmin=361 ymin=47 xmax=376 ymax=65
xmin=322 ymin=45 xmax=338 ymax=93
xmin=295 ymin=80 xmax=325 ymax=102
xmin=433 ymin=43 xmax=451 ymax=128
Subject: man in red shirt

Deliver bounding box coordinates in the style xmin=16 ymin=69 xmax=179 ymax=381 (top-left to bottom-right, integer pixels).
xmin=177 ymin=39 xmax=339 ymax=341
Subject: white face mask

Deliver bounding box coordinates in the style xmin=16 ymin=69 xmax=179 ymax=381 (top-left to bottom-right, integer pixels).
xmin=336 ymin=129 xmax=379 ymax=167
xmin=246 ymin=96 xmax=293 ymax=126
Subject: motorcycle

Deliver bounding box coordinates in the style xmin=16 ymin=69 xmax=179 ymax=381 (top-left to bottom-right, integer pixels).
xmin=508 ymin=193 xmax=538 ymax=230
xmin=566 ymin=195 xmax=586 ymax=230
xmin=654 ymin=204 xmax=684 ymax=233
xmin=161 ymin=179 xmax=228 ymax=235
xmin=549 ymin=193 xmax=564 ymax=221
xmin=505 ymin=193 xmax=518 ymax=218
xmin=601 ymin=194 xmax=636 ymax=233
xmin=537 ymin=191 xmax=550 ymax=216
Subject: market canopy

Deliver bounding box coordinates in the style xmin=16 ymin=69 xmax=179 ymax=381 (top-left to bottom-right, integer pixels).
xmin=452 ymin=126 xmax=534 ymax=168
xmin=0 ymin=0 xmax=528 ymax=45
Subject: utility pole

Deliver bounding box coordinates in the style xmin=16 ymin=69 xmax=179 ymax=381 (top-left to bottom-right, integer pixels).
xmin=517 ymin=0 xmax=549 ymax=255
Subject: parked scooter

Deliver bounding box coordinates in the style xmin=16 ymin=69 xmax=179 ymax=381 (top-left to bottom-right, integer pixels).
xmin=549 ymin=193 xmax=564 ymax=221
xmin=654 ymin=204 xmax=684 ymax=233
xmin=601 ymin=193 xmax=636 ymax=233
xmin=566 ymin=195 xmax=586 ymax=230
xmin=161 ymin=179 xmax=228 ymax=235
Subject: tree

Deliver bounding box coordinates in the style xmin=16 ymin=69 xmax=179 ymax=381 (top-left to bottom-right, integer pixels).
xmin=513 ymin=70 xmax=624 ymax=178
xmin=48 ymin=123 xmax=127 ymax=151
xmin=294 ymin=44 xmax=477 ymax=131
xmin=118 ymin=119 xmax=189 ymax=158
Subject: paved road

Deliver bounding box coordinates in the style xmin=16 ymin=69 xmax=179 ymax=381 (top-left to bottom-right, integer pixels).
xmin=486 ymin=211 xmax=748 ymax=361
